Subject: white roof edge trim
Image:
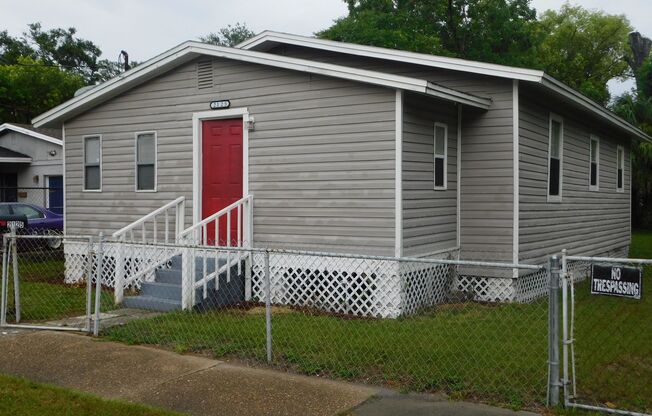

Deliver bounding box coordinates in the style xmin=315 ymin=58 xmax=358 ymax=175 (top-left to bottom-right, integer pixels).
xmin=237 ymin=31 xmax=545 ymax=82
xmin=33 ymin=41 xmax=490 ymax=128
xmin=32 ymin=42 xmax=194 ymax=127
xmin=0 ymin=157 xmax=33 ymax=163
xmin=239 ymin=31 xmax=651 ymax=142
xmin=0 ymin=123 xmax=63 ymax=146
xmin=540 ymin=75 xmax=652 ymax=143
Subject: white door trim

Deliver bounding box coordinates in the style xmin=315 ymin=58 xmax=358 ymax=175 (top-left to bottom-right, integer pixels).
xmin=192 ymin=108 xmax=250 ymax=225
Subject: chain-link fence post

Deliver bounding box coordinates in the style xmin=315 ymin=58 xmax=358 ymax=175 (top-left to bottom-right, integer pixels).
xmin=265 ymin=249 xmax=272 ymax=364
xmin=0 ymin=234 xmax=7 ymax=326
xmin=85 ymin=236 xmax=95 ymax=333
xmin=560 ymin=248 xmax=569 ymax=405
xmin=93 ymin=233 xmax=105 ymax=336
xmin=548 ymin=255 xmax=561 ymax=406
xmin=10 ymin=227 xmax=19 ymax=323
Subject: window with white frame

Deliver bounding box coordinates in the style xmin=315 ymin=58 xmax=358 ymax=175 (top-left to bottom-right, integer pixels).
xmin=434 ymin=123 xmax=447 ymax=190
xmin=617 ymin=145 xmax=624 ymax=192
xmin=83 ymin=135 xmax=101 ymax=191
xmin=589 ymin=136 xmax=599 ymax=191
xmin=548 ymin=115 xmax=563 ymax=201
xmin=136 ymin=132 xmax=156 ymax=191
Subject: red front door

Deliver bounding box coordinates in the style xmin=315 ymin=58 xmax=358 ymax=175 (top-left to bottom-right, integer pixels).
xmin=202 ymin=118 xmax=243 ymax=245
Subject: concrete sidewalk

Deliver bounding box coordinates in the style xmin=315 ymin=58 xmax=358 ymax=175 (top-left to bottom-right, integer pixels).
xmin=0 ymin=331 xmax=538 ymax=416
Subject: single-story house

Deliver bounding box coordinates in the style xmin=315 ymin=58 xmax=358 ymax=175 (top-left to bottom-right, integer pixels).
xmin=31 ymin=32 xmax=651 ymax=315
xmin=0 ymin=123 xmax=63 ymax=213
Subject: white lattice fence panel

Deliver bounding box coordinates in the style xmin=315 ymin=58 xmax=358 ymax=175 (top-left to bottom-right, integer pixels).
xmin=251 ymin=252 xmax=402 ymax=318
xmin=453 ymin=274 xmax=516 ymax=302
xmin=399 ymin=261 xmax=453 ymax=315
xmin=515 ymin=268 xmax=549 ymax=303
xmin=63 ymin=238 xmax=93 ymax=284
xmin=65 ymin=240 xmax=179 ymax=288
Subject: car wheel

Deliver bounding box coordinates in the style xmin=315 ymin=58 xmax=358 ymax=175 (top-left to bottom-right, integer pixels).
xmin=46 ymin=234 xmax=62 ymax=249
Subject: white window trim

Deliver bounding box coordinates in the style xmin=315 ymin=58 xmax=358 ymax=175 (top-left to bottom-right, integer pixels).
xmin=82 ymin=134 xmax=102 ymax=192
xmin=589 ymin=135 xmax=600 ymax=192
xmin=433 ymin=122 xmax=448 ymax=191
xmin=191 ymin=108 xmax=250 ymax=225
xmin=547 ymin=113 xmax=563 ymax=202
xmin=617 ymin=145 xmax=625 ymax=193
xmin=134 ymin=131 xmax=158 ymax=192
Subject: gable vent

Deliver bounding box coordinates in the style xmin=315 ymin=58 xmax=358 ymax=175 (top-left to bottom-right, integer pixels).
xmin=197 ymin=60 xmax=214 ymax=90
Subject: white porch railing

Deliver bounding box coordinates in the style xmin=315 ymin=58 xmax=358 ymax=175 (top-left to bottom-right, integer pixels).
xmin=111 ymin=195 xmax=253 ymax=309
xmin=112 ymin=197 xmax=186 ymax=303
xmin=178 ymin=195 xmax=253 ymax=308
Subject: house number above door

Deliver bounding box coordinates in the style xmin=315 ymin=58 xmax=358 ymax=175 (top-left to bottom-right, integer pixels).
xmin=209 ymin=100 xmax=231 ymax=110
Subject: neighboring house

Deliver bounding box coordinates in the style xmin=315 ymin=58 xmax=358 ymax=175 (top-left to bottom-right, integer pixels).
xmin=31 ymin=32 xmax=651 ymax=314
xmin=0 ymin=123 xmax=63 ymax=214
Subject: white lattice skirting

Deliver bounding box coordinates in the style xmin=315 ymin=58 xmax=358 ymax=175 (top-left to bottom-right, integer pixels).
xmin=249 ymin=252 xmax=552 ymax=318
xmin=64 ymin=241 xmax=556 ymax=318
xmin=64 ymin=240 xmax=178 ymax=289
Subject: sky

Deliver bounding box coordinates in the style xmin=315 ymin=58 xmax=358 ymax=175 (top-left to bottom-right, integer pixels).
xmin=1 ymin=0 xmax=650 ymax=95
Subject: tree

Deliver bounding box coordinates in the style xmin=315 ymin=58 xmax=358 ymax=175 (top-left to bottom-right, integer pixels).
xmin=200 ymin=23 xmax=256 ymax=47
xmin=535 ymin=4 xmax=632 ymax=105
xmin=612 ymin=33 xmax=652 ymax=229
xmin=0 ymin=56 xmax=85 ymax=124
xmin=0 ymin=23 xmax=130 ymax=84
xmin=317 ymin=0 xmax=540 ymax=67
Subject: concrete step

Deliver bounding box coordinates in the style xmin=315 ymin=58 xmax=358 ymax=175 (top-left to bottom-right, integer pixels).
xmin=123 ymin=295 xmax=181 ymax=312
xmin=141 ymin=281 xmax=182 ymax=301
xmin=155 ymin=269 xmax=182 ymax=284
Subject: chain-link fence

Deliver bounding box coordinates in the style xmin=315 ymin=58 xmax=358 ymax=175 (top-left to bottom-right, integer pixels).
xmin=0 ymin=186 xmax=63 ymax=213
xmin=0 ymin=233 xmax=113 ymax=332
xmin=58 ymin=238 xmax=547 ymax=409
xmin=562 ymin=252 xmax=652 ymax=415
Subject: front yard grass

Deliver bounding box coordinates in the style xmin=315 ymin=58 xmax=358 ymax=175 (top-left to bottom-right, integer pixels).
xmin=7 ymin=233 xmax=650 ymax=412
xmin=0 ymin=373 xmax=181 ymax=416
xmin=4 ymin=250 xmax=114 ymax=323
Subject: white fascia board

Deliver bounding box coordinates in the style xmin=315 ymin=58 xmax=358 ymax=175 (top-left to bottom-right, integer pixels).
xmin=241 ymin=32 xmax=652 ymax=142
xmin=0 ymin=157 xmax=32 ymax=163
xmin=188 ymin=43 xmax=490 ymax=109
xmin=0 ymin=123 xmax=63 ymax=146
xmin=33 ymin=42 xmax=197 ymax=128
xmin=540 ymin=75 xmax=652 ymax=143
xmin=33 ymin=41 xmax=490 ymax=127
xmin=426 ymin=82 xmax=491 ymax=109
xmin=237 ymin=31 xmax=545 ymax=83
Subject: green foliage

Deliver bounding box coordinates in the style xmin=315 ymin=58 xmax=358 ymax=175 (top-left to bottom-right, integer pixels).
xmin=200 ymin=23 xmax=256 ymax=47
xmin=534 ymin=4 xmax=632 ymax=105
xmin=318 ymin=0 xmax=539 ymax=67
xmin=0 ymin=373 xmax=181 ymax=416
xmin=0 ymin=56 xmax=85 ymax=124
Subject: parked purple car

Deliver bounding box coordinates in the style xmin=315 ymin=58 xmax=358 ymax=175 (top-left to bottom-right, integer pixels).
xmin=0 ymin=203 xmax=63 ymax=249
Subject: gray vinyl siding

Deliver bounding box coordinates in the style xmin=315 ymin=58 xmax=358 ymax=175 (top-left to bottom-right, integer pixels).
xmin=64 ymin=57 xmax=397 ymax=255
xmin=402 ymin=93 xmax=458 ymax=256
xmin=268 ymin=45 xmax=515 ymax=261
xmin=0 ymin=131 xmax=62 ymax=207
xmin=519 ymin=87 xmax=631 ymax=264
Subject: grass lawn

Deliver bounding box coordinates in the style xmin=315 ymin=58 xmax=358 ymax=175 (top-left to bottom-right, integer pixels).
xmin=8 ymin=234 xmax=650 ymax=412
xmin=4 ymin=251 xmax=114 ymax=323
xmin=0 ymin=373 xmax=181 ymax=416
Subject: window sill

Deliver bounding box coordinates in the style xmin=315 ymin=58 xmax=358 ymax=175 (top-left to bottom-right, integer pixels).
xmin=589 ymin=186 xmax=599 ymax=192
xmin=547 ymin=195 xmax=562 ymax=203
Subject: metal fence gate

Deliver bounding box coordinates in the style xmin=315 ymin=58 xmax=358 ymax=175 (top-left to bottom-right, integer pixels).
xmin=562 ymin=251 xmax=652 ymax=416
xmin=0 ymin=233 xmax=108 ymax=334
